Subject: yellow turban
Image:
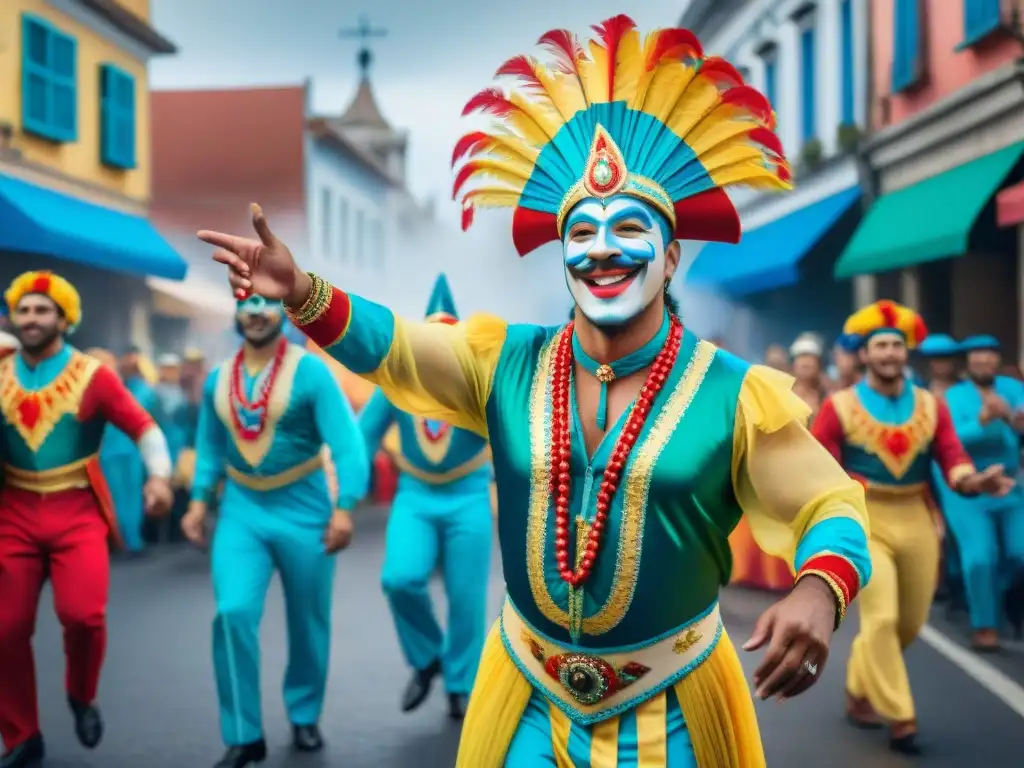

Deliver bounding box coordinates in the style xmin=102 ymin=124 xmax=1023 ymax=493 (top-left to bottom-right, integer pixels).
xmin=4 ymin=271 xmax=82 ymax=330
xmin=843 ymin=300 xmax=928 ymax=350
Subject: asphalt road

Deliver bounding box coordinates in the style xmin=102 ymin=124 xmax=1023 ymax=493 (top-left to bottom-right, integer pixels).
xmin=21 ymin=508 xmax=1024 ymax=767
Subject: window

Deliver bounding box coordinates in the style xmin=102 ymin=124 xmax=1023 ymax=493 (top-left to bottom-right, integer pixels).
xmin=964 ymin=0 xmax=1002 ymax=43
xmin=21 ymin=14 xmax=77 ymax=142
xmin=372 ymin=219 xmax=385 ymax=270
xmin=99 ymin=64 xmax=136 ymax=169
xmin=338 ymin=198 xmax=348 ymax=261
xmin=799 ymin=23 xmax=817 ymax=141
xmin=762 ymin=52 xmax=778 ymax=112
xmin=354 ymin=209 xmax=365 ymax=265
xmin=840 ymin=0 xmax=855 ymax=124
xmin=320 ymin=188 xmax=332 ymax=258
xmin=892 ymin=0 xmax=921 ymax=93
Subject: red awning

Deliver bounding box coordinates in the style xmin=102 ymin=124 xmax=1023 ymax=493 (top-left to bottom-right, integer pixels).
xmin=997 ymin=180 xmax=1024 ymax=227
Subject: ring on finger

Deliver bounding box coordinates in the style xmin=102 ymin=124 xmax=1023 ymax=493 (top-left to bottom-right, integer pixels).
xmin=802 ymin=659 xmax=818 ymax=677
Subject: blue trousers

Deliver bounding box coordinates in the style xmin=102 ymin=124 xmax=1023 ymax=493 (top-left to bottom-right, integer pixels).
xmin=211 ymin=476 xmax=336 ymax=746
xmin=945 ymin=487 xmax=1024 ymax=630
xmin=380 ymin=476 xmax=492 ymax=694
xmin=506 ymin=690 xmax=696 ymax=767
xmin=103 ymin=451 xmax=145 ymax=552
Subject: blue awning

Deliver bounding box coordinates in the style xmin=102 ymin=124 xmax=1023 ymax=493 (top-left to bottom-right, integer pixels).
xmin=686 ymin=185 xmax=862 ymax=296
xmin=0 ymin=174 xmax=187 ymax=280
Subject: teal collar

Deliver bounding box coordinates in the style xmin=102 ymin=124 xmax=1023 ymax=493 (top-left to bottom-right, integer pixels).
xmin=572 ymin=311 xmax=671 ymax=430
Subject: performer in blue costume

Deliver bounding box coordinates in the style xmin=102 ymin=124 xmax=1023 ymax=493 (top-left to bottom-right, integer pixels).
xmin=180 ymin=294 xmax=370 ymax=768
xmin=944 ymin=334 xmax=1024 ymax=650
xmin=359 ymin=274 xmax=493 ymax=720
xmin=101 ymin=348 xmax=162 ymax=553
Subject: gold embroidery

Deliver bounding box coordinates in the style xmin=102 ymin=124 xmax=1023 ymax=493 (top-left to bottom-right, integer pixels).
xmin=0 ymin=352 xmax=100 ymax=453
xmin=392 ymin=449 xmax=490 ymax=485
xmin=832 ymin=387 xmax=936 ymax=480
xmin=673 ymin=628 xmax=703 ymax=654
xmin=412 ymin=417 xmax=454 ymax=464
xmin=526 ymin=335 xmax=717 ymax=636
xmin=225 ymin=454 xmax=323 ymax=491
xmin=214 ymin=346 xmax=303 ymax=467
xmin=4 ymin=455 xmax=94 ymax=492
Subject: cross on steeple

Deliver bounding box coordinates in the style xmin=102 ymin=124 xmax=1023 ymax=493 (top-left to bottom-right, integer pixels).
xmin=339 ymin=14 xmax=387 ymax=78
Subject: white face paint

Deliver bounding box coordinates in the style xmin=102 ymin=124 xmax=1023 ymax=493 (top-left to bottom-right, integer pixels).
xmin=562 ymin=195 xmax=669 ymax=328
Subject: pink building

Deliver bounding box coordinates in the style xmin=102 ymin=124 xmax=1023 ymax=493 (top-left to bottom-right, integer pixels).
xmin=834 ymin=0 xmax=1024 ymax=361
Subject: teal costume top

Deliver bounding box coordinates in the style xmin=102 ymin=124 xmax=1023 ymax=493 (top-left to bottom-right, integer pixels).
xmin=946 ymin=376 xmax=1024 ymax=472
xmin=300 ymin=289 xmax=873 ymax=650
xmin=191 ymin=343 xmax=370 ymax=512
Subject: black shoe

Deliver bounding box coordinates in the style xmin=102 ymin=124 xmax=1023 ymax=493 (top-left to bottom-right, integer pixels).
xmin=292 ymin=724 xmax=323 ymax=752
xmin=401 ymin=659 xmax=441 ymax=712
xmin=1 ymin=736 xmax=44 ymax=768
xmin=68 ymin=698 xmax=103 ymax=749
xmin=448 ymin=693 xmax=468 ymax=720
xmin=214 ymin=740 xmax=267 ymax=768
xmin=889 ymin=733 xmax=922 ymax=755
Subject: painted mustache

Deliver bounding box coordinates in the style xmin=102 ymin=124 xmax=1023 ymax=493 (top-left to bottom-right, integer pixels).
xmin=565 ymin=238 xmax=657 ymax=269
xmin=569 ymin=254 xmax=646 ymax=277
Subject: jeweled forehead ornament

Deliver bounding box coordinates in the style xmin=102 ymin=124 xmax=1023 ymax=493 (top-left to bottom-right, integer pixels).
xmin=450 ymin=15 xmax=792 ymax=257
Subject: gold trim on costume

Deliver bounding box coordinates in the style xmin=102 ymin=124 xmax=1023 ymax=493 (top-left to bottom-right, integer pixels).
xmin=225 ymin=454 xmax=323 ymax=491
xmin=4 ymin=455 xmax=94 ymax=492
xmin=525 ymin=333 xmax=716 ymax=636
xmin=214 ymin=345 xmax=303 ymax=467
xmin=413 ymin=417 xmax=454 ymax=464
xmin=831 ymin=387 xmax=936 ymax=480
xmin=393 ymin=450 xmax=490 ymax=485
xmin=0 ymin=351 xmax=100 ymax=453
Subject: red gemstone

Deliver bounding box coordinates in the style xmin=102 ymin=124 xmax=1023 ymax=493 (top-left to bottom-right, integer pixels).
xmin=17 ymin=394 xmax=40 ymax=430
xmin=886 ymin=429 xmax=910 ymax=457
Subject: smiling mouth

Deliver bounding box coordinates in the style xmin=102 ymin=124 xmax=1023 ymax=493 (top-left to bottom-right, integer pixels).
xmin=578 ymin=267 xmax=641 ymax=299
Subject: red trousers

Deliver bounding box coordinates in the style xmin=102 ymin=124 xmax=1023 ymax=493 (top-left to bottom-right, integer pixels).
xmin=0 ymin=487 xmax=110 ymax=750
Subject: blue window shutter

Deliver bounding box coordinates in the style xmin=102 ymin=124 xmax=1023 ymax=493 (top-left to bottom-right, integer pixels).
xmin=764 ymin=58 xmax=778 ymax=111
xmin=99 ymin=64 xmax=136 ymax=169
xmin=21 ymin=15 xmax=76 ymax=142
xmin=49 ymin=32 xmax=76 ymax=140
xmin=892 ymin=0 xmax=920 ymax=92
xmin=840 ymin=0 xmax=855 ymax=123
xmin=964 ymin=0 xmax=1002 ymax=42
xmin=800 ymin=25 xmax=816 ymax=141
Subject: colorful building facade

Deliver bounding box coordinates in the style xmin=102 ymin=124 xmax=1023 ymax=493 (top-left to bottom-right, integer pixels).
xmin=836 ymin=0 xmax=1024 ymax=363
xmin=0 ymin=0 xmax=186 ymax=351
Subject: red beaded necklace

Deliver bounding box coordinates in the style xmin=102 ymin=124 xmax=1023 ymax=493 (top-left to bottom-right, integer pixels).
xmin=550 ymin=315 xmax=683 ymax=588
xmin=229 ymin=337 xmax=288 ymax=441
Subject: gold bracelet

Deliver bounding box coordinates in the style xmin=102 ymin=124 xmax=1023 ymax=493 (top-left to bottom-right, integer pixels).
xmin=797 ymin=569 xmax=848 ymax=629
xmin=286 ymin=272 xmax=332 ymax=326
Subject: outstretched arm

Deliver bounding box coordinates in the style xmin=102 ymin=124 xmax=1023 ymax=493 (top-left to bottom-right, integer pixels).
xmin=190 ymin=372 xmax=228 ymax=503
xmin=304 ymin=355 xmax=370 ymax=510
xmin=932 ymin=399 xmax=977 ymax=491
xmin=733 ymin=366 xmax=871 ymax=628
xmin=292 ymin=276 xmax=505 ymax=438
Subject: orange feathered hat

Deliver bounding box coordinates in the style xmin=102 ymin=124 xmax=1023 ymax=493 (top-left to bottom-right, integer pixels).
xmin=842 ymin=300 xmax=927 ymax=350
xmin=5 ymin=271 xmax=82 ymax=331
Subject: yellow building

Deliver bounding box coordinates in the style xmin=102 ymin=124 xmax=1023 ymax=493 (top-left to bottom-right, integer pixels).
xmin=0 ymin=0 xmax=187 ymax=352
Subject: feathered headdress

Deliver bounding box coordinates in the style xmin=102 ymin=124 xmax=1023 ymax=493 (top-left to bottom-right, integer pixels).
xmin=5 ymin=271 xmax=82 ymax=330
xmin=452 ymin=15 xmax=791 ymax=256
xmin=843 ymin=300 xmax=928 ymax=350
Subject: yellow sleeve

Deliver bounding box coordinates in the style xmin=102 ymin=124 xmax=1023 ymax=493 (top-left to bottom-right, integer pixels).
xmin=730 ymin=365 xmax=870 ymax=573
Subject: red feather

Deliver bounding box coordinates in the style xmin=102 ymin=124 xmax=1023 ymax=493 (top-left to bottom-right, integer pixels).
xmin=747 ymin=126 xmax=785 ymax=158
xmin=462 ymin=87 xmax=515 ymax=117
xmin=698 ymin=57 xmax=745 ymax=88
xmin=720 ymin=86 xmax=774 ymax=127
xmin=451 ymin=132 xmax=491 ymax=167
xmin=776 ymin=162 xmax=793 ymax=184
xmin=878 ymin=300 xmax=899 ymax=328
xmin=913 ymin=315 xmax=929 ymax=346
xmin=646 ymin=28 xmax=703 ymax=70
xmin=451 ymin=162 xmax=481 ymax=200
xmin=461 ymin=204 xmax=475 ymax=232
xmin=495 ymin=55 xmax=543 ymax=90
xmin=591 ymin=14 xmax=637 ymax=99
xmin=537 ymin=29 xmax=584 ymax=74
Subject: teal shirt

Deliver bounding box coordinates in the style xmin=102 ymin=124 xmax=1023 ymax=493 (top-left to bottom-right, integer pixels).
xmin=947 ymin=376 xmax=1024 ymax=472
xmin=191 ymin=345 xmax=370 ymax=510
xmin=1 ymin=346 xmax=111 ymax=471
xmin=322 ymin=294 xmax=871 ymax=649
xmin=359 ymin=388 xmax=492 ymax=496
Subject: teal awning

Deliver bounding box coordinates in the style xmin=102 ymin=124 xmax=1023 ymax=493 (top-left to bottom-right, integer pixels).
xmin=0 ymin=174 xmax=187 ymax=280
xmin=834 ymin=141 xmax=1024 ymax=278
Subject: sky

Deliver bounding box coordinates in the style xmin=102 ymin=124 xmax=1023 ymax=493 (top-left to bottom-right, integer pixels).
xmin=149 ymin=0 xmax=689 ymax=208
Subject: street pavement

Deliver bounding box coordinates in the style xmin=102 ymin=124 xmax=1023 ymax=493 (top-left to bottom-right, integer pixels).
xmin=24 ymin=508 xmax=1024 ymax=767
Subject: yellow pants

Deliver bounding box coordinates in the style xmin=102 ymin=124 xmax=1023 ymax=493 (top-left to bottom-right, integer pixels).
xmin=846 ymin=488 xmax=938 ymax=723
xmin=456 ymin=624 xmax=766 ymax=767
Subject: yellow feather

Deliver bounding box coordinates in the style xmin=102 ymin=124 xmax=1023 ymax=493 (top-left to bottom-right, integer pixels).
xmin=612 ymin=29 xmax=644 ymax=103
xmin=463 ymin=158 xmax=531 ymax=191
xmin=472 ymin=149 xmax=536 ymax=177
xmin=664 ymin=75 xmax=725 ymax=139
xmin=537 ymin=69 xmax=587 ymax=123
xmin=577 ymin=44 xmax=609 ymax=105
xmin=641 ymin=63 xmax=700 ymax=124
xmin=709 ymin=162 xmax=792 ymax=191
xmin=686 ymin=120 xmax=761 ymax=159
xmin=496 ymin=108 xmax=551 ymax=148
xmin=464 ymin=188 xmax=523 ymax=208
xmin=698 ymin=144 xmax=765 ymax=174
xmin=509 ymin=92 xmax=564 ymax=142
xmin=483 ymin=130 xmax=541 ymax=163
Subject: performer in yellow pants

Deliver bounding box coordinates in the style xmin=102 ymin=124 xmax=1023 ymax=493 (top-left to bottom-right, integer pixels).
xmin=812 ymin=301 xmax=1014 ymax=755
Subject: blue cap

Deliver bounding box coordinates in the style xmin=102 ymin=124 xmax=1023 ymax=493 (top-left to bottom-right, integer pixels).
xmin=425 ymin=273 xmax=458 ymax=320
xmin=917 ymin=334 xmax=961 ymax=357
xmin=835 ymin=332 xmax=862 ymax=353
xmin=961 ymin=334 xmax=1001 ymax=352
